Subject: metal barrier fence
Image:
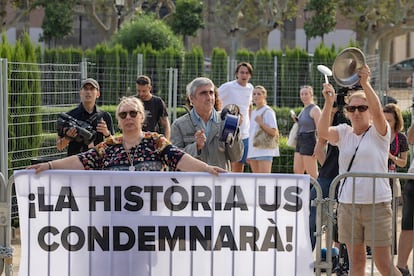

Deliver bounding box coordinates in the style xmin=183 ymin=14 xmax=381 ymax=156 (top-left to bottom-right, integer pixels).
xmin=6 ymin=171 xmax=324 ymax=276
xmin=0 ymin=54 xmax=382 ymax=176
xmin=0 ymin=172 xmax=13 ymax=276
xmin=1 ymin=54 xmax=410 ymax=275
xmin=318 ymin=172 xmax=414 ymax=276
xmin=2 ymin=169 xmax=414 ymax=275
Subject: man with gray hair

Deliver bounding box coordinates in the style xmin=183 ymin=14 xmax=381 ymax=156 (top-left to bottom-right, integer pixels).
xmin=170 ymin=77 xmax=243 ymax=170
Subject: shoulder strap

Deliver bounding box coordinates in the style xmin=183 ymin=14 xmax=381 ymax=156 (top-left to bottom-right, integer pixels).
xmin=338 ymin=125 xmax=371 ymax=199
xmin=345 ymin=125 xmax=371 ymax=172
xmin=260 ymin=107 xmax=270 ymax=118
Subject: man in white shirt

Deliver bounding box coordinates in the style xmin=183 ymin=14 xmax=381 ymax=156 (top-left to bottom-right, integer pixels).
xmin=218 ymin=62 xmax=254 ymax=172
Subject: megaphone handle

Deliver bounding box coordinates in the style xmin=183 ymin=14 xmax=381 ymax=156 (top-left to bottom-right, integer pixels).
xmin=324 ymin=75 xmax=329 ymax=84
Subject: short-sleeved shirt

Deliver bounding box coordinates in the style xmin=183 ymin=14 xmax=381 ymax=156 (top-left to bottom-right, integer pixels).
xmin=77 ymin=132 xmax=184 ymax=171
xmin=59 ymin=103 xmax=114 ymax=156
xmin=388 ymin=132 xmax=409 ymax=169
xmin=218 ymin=80 xmax=254 ymax=139
xmin=141 ymin=96 xmax=169 ymax=133
xmin=247 ymin=105 xmax=279 ymax=158
xmin=335 ymin=123 xmax=391 ymax=204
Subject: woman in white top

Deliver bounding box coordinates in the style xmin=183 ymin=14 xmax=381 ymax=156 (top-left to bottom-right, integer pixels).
xmin=318 ymin=65 xmax=401 ymax=276
xmin=247 ymin=85 xmax=279 ymax=173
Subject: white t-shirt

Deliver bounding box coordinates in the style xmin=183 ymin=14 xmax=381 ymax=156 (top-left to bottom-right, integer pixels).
xmin=334 ymin=123 xmax=391 ymax=204
xmin=247 ymin=106 xmax=280 ymax=158
xmin=218 ymin=80 xmax=254 ymax=139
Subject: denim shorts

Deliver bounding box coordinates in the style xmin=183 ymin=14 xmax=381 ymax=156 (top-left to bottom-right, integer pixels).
xmin=248 ymin=156 xmax=273 ymax=161
xmin=295 ymin=132 xmax=316 ymax=156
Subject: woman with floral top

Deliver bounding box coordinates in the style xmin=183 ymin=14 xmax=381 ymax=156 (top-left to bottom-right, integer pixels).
xmin=28 ymin=96 xmax=225 ymax=175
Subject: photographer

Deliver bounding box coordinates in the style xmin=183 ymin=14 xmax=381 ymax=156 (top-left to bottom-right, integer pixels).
xmin=309 ymin=88 xmax=350 ymax=251
xmin=56 ymin=78 xmax=114 ymax=156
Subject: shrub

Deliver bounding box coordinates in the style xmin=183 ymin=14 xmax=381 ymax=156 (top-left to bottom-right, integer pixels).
xmin=110 ymin=14 xmax=184 ymax=53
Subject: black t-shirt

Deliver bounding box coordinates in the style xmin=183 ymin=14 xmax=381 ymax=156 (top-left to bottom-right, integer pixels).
xmin=58 ymin=103 xmax=114 ymax=156
xmin=318 ymin=110 xmax=349 ymax=179
xmin=141 ymin=95 xmax=168 ymax=133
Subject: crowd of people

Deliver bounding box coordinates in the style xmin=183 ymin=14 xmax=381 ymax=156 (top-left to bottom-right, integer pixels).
xmin=27 ymin=61 xmax=414 ymax=275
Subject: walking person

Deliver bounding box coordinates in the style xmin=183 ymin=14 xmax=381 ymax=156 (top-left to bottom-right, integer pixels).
xmin=318 ymin=64 xmax=402 ymax=276
xmin=218 ymin=62 xmax=254 ymax=172
xmin=136 ymin=75 xmax=171 ymax=140
xmin=293 ymin=85 xmax=323 ymax=180
xmin=247 ymin=85 xmax=279 ymax=173
xmin=56 ymin=78 xmax=114 ymax=156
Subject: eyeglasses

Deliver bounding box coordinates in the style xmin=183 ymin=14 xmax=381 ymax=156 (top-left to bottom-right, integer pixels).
xmin=344 ymin=105 xmax=369 ymax=113
xmin=118 ymin=110 xmax=139 ymax=119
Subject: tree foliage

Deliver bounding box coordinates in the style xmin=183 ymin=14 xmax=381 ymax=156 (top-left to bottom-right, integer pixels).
xmin=334 ymin=0 xmax=414 ymax=88
xmin=335 ymin=0 xmax=414 ymax=54
xmin=304 ymin=0 xmax=337 ymax=40
xmin=110 ymin=13 xmax=184 ymax=53
xmin=166 ymin=0 xmax=204 ymax=50
xmin=211 ymin=0 xmax=298 ymax=50
xmin=167 ymin=0 xmax=204 ymax=37
xmin=39 ymin=1 xmax=74 ymax=45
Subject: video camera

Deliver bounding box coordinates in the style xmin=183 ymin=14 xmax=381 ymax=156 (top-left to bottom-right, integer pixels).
xmin=57 ymin=113 xmax=97 ymax=145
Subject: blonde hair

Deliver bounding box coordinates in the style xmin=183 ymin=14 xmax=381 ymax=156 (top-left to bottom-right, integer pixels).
xmin=116 ymin=96 xmax=145 ymax=122
xmin=300 ymin=85 xmax=314 ymax=95
xmin=254 ymin=85 xmax=268 ymax=97
xmin=346 ymin=90 xmax=366 ymax=104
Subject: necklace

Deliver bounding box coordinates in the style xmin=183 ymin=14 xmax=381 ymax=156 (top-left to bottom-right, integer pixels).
xmin=123 ymin=142 xmax=137 ymax=171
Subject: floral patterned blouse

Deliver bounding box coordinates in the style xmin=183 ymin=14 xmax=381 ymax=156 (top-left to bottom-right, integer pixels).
xmin=77 ymin=132 xmax=185 ymax=171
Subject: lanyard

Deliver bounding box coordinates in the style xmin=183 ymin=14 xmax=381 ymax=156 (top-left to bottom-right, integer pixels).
xmin=391 ymin=132 xmax=399 ymax=156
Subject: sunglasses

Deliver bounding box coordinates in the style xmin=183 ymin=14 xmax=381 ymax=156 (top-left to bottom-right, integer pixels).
xmin=118 ymin=110 xmax=139 ymax=119
xmin=344 ymin=105 xmax=369 ymax=113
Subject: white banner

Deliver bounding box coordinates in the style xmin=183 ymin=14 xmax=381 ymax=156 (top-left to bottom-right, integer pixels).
xmin=14 ymin=170 xmax=313 ymax=276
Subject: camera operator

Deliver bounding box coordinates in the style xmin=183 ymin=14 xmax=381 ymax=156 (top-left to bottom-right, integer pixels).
xmin=56 ymin=78 xmax=114 ymax=156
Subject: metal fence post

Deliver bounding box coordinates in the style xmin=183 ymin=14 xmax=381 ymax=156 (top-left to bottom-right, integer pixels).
xmin=0 ymin=172 xmax=12 ymax=276
xmin=173 ymin=68 xmax=178 ymax=122
xmin=167 ymin=68 xmax=173 ymax=122
xmin=137 ymin=54 xmax=143 ymax=77
xmin=0 ymin=59 xmax=8 ymax=178
xmin=81 ymin=58 xmax=88 ymax=80
xmin=273 ymin=56 xmax=278 ymax=107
